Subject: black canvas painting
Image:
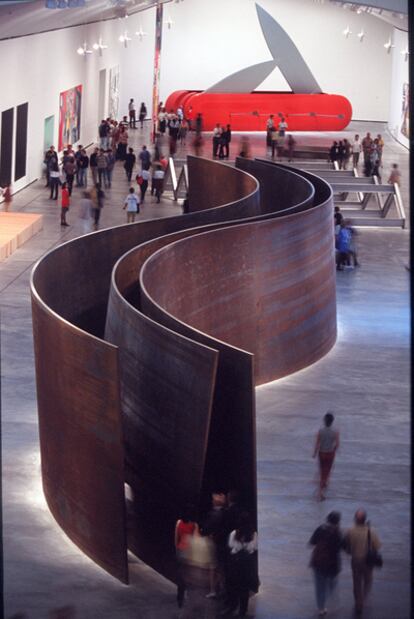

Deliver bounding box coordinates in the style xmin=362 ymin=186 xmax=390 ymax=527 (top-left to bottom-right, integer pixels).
xmin=0 ymin=107 xmax=14 ymax=187
xmin=15 ymin=102 xmax=28 ymax=181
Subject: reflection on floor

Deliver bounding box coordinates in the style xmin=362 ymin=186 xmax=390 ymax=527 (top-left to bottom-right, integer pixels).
xmin=0 ymin=122 xmax=409 ymax=619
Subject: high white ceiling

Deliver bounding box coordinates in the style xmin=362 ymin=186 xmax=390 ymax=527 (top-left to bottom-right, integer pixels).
xmin=0 ymin=0 xmax=408 ymax=41
xmin=0 ymin=0 xmax=172 ymax=40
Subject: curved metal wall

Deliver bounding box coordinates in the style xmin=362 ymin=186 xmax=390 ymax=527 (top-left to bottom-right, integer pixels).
xmin=31 ymin=156 xmax=335 ymax=585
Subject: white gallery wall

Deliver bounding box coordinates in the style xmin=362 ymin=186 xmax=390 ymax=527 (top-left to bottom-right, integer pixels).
xmin=0 ymin=9 xmax=155 ymax=193
xmin=160 ymin=0 xmax=394 ymax=121
xmin=388 ymin=27 xmax=409 ymax=149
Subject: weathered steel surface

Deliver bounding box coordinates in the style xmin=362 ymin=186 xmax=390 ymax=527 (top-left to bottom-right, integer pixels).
xmin=30 ymin=157 xmax=259 ymax=583
xmin=236 ymin=156 xmax=314 ymax=214
xmin=30 ymin=281 xmax=128 ymax=583
xmin=187 ymin=155 xmax=261 ymax=214
xmin=105 ymin=275 xmax=219 ymax=582
xmin=31 ymin=156 xmax=335 ymax=587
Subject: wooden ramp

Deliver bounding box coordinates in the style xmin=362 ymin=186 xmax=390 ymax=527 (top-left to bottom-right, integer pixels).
xmin=0 ymin=212 xmax=43 ymax=262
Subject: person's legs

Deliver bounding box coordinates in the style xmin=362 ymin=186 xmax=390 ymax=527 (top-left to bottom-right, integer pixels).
xmin=352 ymin=562 xmax=364 ymax=613
xmin=141 ymin=182 xmax=148 ymax=202
xmin=363 ymin=565 xmax=373 ymax=598
xmin=313 ymin=570 xmax=327 ymax=612
xmin=67 ymin=174 xmax=74 ymax=196
xmin=318 ymin=452 xmax=335 ymax=496
xmin=239 ymin=588 xmax=249 ymax=617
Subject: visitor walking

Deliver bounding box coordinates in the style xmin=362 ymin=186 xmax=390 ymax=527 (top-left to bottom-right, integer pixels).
xmin=137 ymin=168 xmax=150 ymax=202
xmin=343 ymin=510 xmax=382 ymax=616
xmin=49 ymin=162 xmax=60 ymax=200
xmin=96 ymin=148 xmax=108 ymax=188
xmin=1 ymin=183 xmax=12 ymax=212
xmin=105 ymin=149 xmax=115 ymax=188
xmin=90 ymin=182 xmax=105 ymax=230
xmin=313 ymin=412 xmax=339 ymax=500
xmin=124 ymin=147 xmax=136 ymax=182
xmin=128 ymin=98 xmax=136 ymax=129
xmin=388 ymin=163 xmax=401 ymax=186
xmin=78 ymin=190 xmax=93 ymax=234
xmin=309 ymin=511 xmax=343 ymax=616
xmin=63 ymin=155 xmax=76 ymax=196
xmin=174 ymin=504 xmax=200 ymax=608
xmin=286 ymin=134 xmax=296 ymax=162
xmin=139 ymin=102 xmax=147 ymax=129
xmin=89 ymin=147 xmax=99 ymax=186
xmin=60 ymin=182 xmax=70 ymax=226
xmin=152 ymin=163 xmax=165 ymax=203
xmin=222 ymin=512 xmax=258 ymax=618
xmin=123 ymin=187 xmax=140 ymax=223
xmin=352 ymin=135 xmax=362 ymax=168
xmin=139 ymin=145 xmax=151 ymax=171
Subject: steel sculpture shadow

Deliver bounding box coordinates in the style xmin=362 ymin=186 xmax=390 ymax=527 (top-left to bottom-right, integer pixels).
xmin=31 ymin=157 xmax=336 ymax=585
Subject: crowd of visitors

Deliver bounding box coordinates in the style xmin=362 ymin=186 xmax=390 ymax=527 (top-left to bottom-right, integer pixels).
xmin=174 ymin=490 xmax=258 ymax=617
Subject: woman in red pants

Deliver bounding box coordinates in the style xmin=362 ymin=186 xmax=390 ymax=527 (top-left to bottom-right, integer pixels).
xmin=313 ymin=412 xmax=340 ymax=501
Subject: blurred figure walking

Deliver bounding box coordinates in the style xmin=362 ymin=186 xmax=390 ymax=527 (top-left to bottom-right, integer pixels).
xmin=313 ymin=412 xmax=339 ymax=500
xmin=309 ymin=511 xmax=343 ymax=616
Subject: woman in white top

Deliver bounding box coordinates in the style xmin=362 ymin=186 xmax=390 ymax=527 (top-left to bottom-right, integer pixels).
xmin=225 ymin=512 xmax=258 ymax=617
xmin=123 ymin=187 xmax=140 ymax=223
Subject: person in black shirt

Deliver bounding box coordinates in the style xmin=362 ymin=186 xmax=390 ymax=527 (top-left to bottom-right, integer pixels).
xmin=124 ymin=147 xmax=136 ymax=182
xmin=309 ymin=511 xmax=343 ymax=616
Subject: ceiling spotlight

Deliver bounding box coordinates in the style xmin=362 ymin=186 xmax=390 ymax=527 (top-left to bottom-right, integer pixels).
xmin=135 ymin=25 xmax=148 ymax=40
xmin=77 ymin=41 xmax=92 ymax=55
xmin=343 ymin=26 xmax=352 ymax=38
xmin=356 ymin=7 xmax=362 ymax=14
xmin=401 ymin=47 xmax=409 ymax=61
xmin=384 ymin=38 xmax=394 ymax=53
xmin=92 ymin=37 xmax=108 ymax=56
xmin=357 ymin=30 xmax=365 ymax=42
xmin=119 ymin=31 xmax=131 ymax=47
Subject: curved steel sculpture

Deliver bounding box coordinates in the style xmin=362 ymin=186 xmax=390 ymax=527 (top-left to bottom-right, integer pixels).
xmin=31 ymin=157 xmax=336 ymax=585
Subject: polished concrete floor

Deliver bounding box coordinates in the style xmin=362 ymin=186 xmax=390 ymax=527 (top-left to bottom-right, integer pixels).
xmin=1 ymin=123 xmax=410 ymax=618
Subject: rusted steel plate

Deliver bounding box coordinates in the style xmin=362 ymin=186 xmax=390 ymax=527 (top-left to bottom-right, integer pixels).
xmin=140 ymin=165 xmax=335 ymax=385
xmin=236 ymin=156 xmax=314 ymax=214
xmin=30 ymin=155 xmax=335 ymax=588
xmin=105 ymin=280 xmax=218 ymax=582
xmin=30 ymin=287 xmax=128 ymax=583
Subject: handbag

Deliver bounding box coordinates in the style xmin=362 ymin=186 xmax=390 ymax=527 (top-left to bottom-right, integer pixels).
xmin=366 ymin=528 xmax=383 ymax=569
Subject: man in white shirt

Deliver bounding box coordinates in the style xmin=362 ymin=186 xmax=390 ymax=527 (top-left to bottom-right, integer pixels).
xmin=128 ymin=98 xmax=136 ymax=129
xmin=352 ymin=134 xmax=362 ymax=168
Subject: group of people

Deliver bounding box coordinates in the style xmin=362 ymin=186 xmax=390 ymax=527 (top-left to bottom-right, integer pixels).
xmin=128 ymin=99 xmax=147 ymax=129
xmin=157 ymin=105 xmax=191 ymax=156
xmin=266 ymin=114 xmax=296 ymax=160
xmin=309 ymin=509 xmax=382 ymax=616
xmin=312 ymin=412 xmax=382 ymax=616
xmin=175 ymin=491 xmax=258 ymax=617
xmin=329 ymin=133 xmax=384 ymax=177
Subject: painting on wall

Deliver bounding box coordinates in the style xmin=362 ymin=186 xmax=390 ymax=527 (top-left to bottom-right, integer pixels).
xmin=108 ymin=66 xmax=120 ymax=120
xmin=400 ymin=82 xmax=409 ymax=139
xmin=58 ymin=85 xmax=82 ymax=152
